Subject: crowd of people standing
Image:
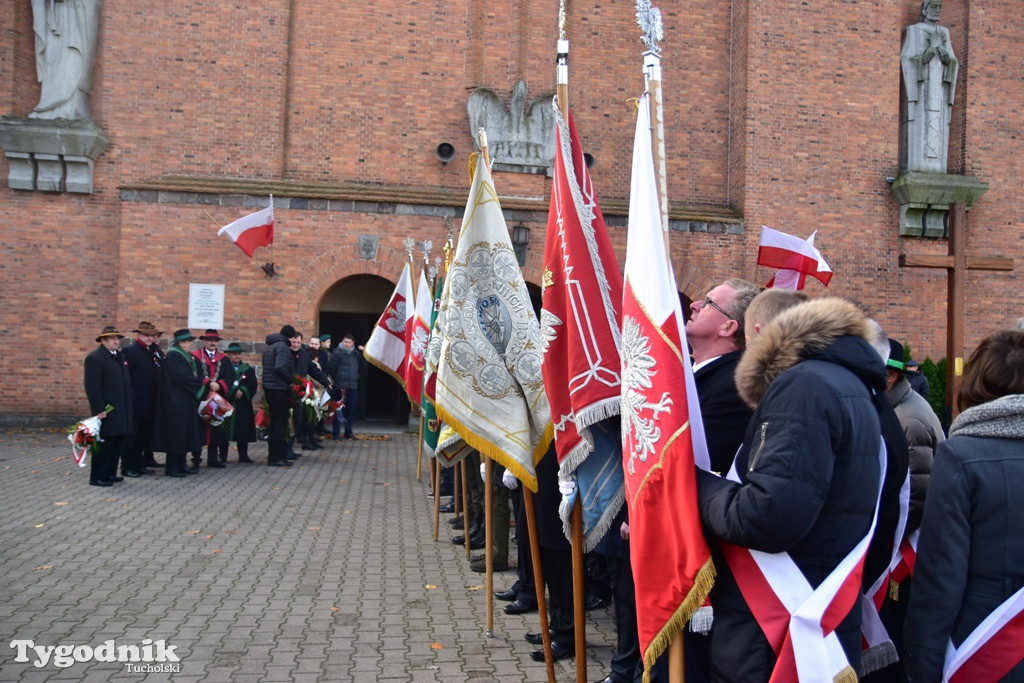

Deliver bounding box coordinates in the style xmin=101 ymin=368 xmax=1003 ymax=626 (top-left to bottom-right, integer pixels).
xmin=81 ymin=322 xmax=362 ymax=483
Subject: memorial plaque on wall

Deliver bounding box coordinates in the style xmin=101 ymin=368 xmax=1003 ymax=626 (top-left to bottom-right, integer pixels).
xmin=188 ymin=283 xmax=225 ymax=330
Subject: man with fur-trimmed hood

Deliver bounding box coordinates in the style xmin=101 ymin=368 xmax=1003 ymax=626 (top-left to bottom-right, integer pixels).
xmin=697 ymin=297 xmax=887 ymax=681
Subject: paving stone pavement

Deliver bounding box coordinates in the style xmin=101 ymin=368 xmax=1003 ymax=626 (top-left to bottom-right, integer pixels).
xmin=0 ymin=424 xmax=620 ymax=682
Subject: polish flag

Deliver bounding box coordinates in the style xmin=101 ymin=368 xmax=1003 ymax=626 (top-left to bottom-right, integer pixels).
xmin=758 ymin=226 xmax=833 ymax=289
xmin=217 ymin=200 xmax=274 ymax=257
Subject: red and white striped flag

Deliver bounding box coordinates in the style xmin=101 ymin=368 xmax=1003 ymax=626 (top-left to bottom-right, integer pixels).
xmin=403 ymin=268 xmax=432 ymax=408
xmin=758 ymin=225 xmax=833 ymax=289
xmin=364 ymin=261 xmax=413 ymax=386
xmin=621 ymin=92 xmax=714 ymax=677
xmin=217 ymin=199 xmax=274 ymax=257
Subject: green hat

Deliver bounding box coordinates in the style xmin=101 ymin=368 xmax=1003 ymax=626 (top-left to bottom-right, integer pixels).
xmin=172 ymin=328 xmax=196 ymax=343
xmin=225 ymin=342 xmax=243 ymax=353
xmin=319 ymin=333 xmax=332 ymax=342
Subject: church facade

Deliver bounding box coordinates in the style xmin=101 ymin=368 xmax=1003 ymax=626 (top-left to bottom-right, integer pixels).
xmin=0 ymin=0 xmax=1020 ymax=422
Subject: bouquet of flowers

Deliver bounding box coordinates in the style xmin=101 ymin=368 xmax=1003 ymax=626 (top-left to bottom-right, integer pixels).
xmin=293 ymin=375 xmax=319 ymax=423
xmin=67 ymin=404 xmax=113 ymax=467
xmin=319 ymin=389 xmax=345 ymax=422
xmin=199 ymin=392 xmax=234 ymax=426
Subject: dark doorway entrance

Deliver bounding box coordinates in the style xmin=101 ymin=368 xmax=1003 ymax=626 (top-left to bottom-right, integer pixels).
xmin=317 ymin=273 xmax=410 ymax=427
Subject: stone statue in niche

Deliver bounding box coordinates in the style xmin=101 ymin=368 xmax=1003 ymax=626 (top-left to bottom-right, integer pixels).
xmin=30 ymin=0 xmax=101 ymax=121
xmin=900 ymin=0 xmax=958 ymax=174
xmin=467 ymin=80 xmax=555 ymax=173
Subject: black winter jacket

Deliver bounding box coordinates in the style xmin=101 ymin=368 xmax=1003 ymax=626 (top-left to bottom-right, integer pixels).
xmin=697 ymin=298 xmax=885 ymax=682
xmin=261 ymin=334 xmax=294 ymax=392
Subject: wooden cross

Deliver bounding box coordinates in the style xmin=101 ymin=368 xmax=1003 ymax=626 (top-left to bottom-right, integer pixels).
xmin=899 ymin=202 xmax=1014 ymax=421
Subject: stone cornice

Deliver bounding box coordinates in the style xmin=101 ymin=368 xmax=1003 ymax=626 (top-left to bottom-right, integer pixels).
xmin=120 ymin=174 xmax=744 ymax=231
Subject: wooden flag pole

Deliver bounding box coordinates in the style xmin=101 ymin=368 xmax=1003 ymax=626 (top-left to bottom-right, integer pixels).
xmin=461 ymin=459 xmax=472 ymax=558
xmin=525 ymin=488 xmax=556 ymax=683
xmin=453 ymin=461 xmax=461 ymax=518
xmin=432 ymin=453 xmax=442 ymax=542
xmin=415 ymin=409 xmax=425 ymax=480
xmin=554 ymin=35 xmax=588 ymax=683
xmin=484 ymin=455 xmax=494 ymax=637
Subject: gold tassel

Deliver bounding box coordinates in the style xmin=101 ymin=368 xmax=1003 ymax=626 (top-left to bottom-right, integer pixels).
xmin=889 ymin=578 xmax=901 ymax=602
xmin=833 ymin=664 xmax=859 ymax=683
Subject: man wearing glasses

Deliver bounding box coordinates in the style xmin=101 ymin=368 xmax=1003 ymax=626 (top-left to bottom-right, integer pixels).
xmin=685 ymin=278 xmax=760 ymax=473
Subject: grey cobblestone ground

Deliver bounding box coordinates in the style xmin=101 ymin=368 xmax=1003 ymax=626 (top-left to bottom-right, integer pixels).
xmin=0 ymin=424 xmax=617 ymax=681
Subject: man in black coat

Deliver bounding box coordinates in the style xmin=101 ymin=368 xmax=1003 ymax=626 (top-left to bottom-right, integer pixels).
xmin=219 ymin=342 xmax=258 ymax=463
xmin=262 ymin=325 xmax=297 ymax=466
xmin=697 ymin=298 xmax=886 ymax=682
xmin=84 ymin=326 xmax=134 ymax=486
xmin=153 ymin=329 xmax=217 ymax=477
xmin=121 ymin=321 xmax=163 ymax=475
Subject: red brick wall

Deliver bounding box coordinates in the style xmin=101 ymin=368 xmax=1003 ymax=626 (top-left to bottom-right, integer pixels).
xmin=1 ymin=0 xmax=1020 ymax=421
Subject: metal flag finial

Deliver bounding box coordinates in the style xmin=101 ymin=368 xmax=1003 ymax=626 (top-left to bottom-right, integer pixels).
xmin=403 ymin=237 xmax=416 ymax=261
xmin=636 ymin=0 xmax=663 ymax=55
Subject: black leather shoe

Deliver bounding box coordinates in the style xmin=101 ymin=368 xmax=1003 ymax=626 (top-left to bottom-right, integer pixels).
xmin=524 ymin=630 xmax=556 ymax=645
xmin=494 ymin=586 xmax=518 ymax=602
xmin=122 ymin=470 xmax=142 ymax=478
xmin=471 ymin=558 xmax=509 ymax=573
xmin=287 ymin=452 xmax=301 ymax=460
xmin=184 ymin=467 xmax=199 ymax=475
xmin=586 ymin=593 xmax=611 ymax=611
xmin=503 ymin=599 xmax=538 ymax=615
xmin=449 ymin=516 xmax=465 ymax=530
xmin=268 ymin=460 xmax=293 ymax=467
xmin=592 ymin=676 xmax=626 ymax=683
xmin=111 ymin=476 xmax=124 ymax=483
xmin=452 ymin=533 xmax=486 ymax=550
xmin=438 ymin=501 xmax=455 ymax=513
xmin=139 ymin=468 xmax=154 ymax=475
xmin=89 ymin=479 xmax=113 ymax=487
xmin=308 ymin=440 xmax=324 ymax=450
xmin=144 ymin=458 xmax=162 ymax=468
xmin=208 ymin=461 xmax=226 ymax=468
xmin=531 ymin=641 xmax=574 ymax=662
xmin=165 ymin=470 xmax=187 ymax=478
xmin=238 ymin=456 xmax=255 ymax=463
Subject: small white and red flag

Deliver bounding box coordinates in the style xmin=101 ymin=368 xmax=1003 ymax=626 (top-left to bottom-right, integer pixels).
xmin=758 ymin=225 xmax=833 ymax=290
xmin=217 ymin=198 xmax=274 ymax=257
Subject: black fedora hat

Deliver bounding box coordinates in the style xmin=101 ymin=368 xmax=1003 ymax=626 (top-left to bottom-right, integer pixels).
xmin=96 ymin=326 xmax=125 ymax=343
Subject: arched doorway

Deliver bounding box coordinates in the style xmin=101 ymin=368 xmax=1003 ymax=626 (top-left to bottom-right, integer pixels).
xmin=318 ymin=274 xmax=409 ymax=426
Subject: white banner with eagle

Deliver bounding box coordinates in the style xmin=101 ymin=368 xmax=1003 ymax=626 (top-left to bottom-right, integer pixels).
xmin=364 ymin=261 xmax=413 ymax=386
xmin=434 ymin=154 xmax=552 ymax=491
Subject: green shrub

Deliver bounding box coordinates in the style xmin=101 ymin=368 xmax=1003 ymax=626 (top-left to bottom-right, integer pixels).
xmin=919 ymin=356 xmax=949 ymax=430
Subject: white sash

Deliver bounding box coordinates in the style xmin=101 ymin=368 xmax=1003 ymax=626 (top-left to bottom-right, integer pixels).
xmin=725 ymin=438 xmax=887 ymax=681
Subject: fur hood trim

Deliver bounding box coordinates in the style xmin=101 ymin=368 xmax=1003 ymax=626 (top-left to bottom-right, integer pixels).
xmin=735 ymin=297 xmax=875 ymax=409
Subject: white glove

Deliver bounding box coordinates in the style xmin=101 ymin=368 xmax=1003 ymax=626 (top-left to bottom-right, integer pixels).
xmin=558 ymin=475 xmax=577 ymax=497
xmin=480 ymin=462 xmax=487 ymax=482
xmin=502 ymin=469 xmax=519 ymax=490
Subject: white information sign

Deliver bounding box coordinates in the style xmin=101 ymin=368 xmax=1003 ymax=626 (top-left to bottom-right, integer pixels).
xmin=188 ymin=283 xmax=225 ymax=330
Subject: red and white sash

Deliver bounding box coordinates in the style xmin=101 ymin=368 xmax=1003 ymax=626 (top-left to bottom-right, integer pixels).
xmin=721 ymin=438 xmax=887 ymax=682
xmin=943 ymin=585 xmax=1024 ymax=683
